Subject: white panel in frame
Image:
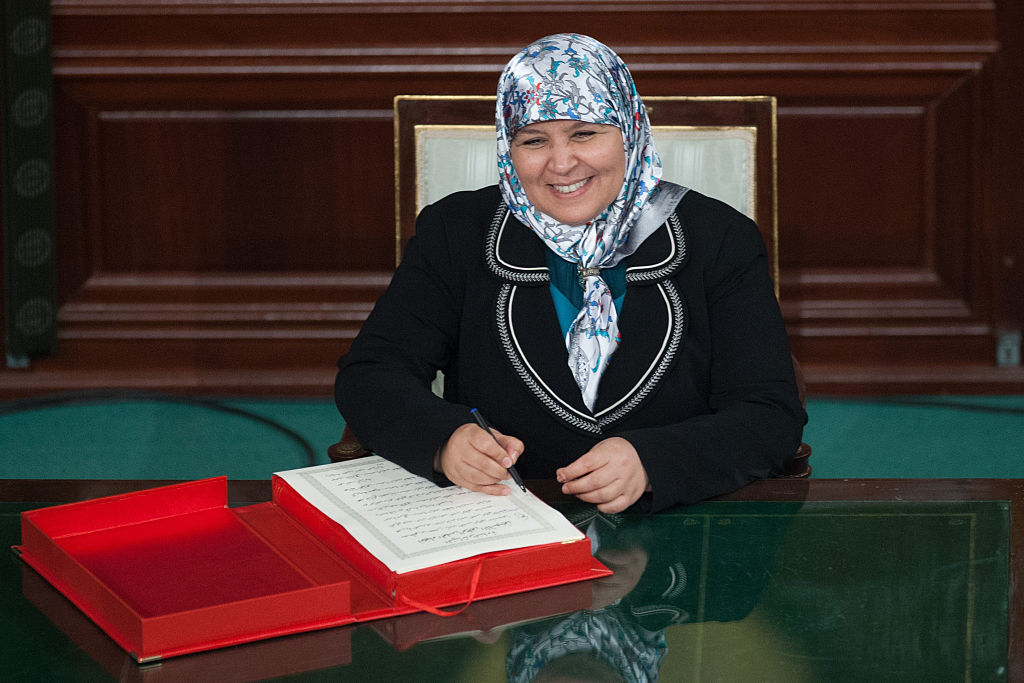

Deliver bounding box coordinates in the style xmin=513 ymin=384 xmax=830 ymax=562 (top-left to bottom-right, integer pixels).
xmin=413 ymin=124 xmax=757 ymax=219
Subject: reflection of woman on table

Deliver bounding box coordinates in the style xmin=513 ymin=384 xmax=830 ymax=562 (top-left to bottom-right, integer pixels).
xmin=336 ymin=33 xmax=805 ymax=513
xmin=505 ymin=506 xmax=797 ymax=683
xmin=506 ymin=524 xmax=660 ymax=683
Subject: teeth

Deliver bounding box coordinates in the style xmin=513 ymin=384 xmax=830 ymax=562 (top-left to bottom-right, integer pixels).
xmin=553 ymin=179 xmax=588 ymax=194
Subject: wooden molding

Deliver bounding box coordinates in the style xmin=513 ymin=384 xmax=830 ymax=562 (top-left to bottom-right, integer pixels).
xmin=1 ymin=0 xmax=1015 ymax=397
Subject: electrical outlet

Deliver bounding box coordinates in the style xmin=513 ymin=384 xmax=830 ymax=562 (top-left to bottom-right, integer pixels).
xmin=996 ymin=330 xmax=1021 ymax=367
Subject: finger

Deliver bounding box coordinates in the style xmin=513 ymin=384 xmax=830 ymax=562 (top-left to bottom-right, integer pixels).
xmin=566 ymin=478 xmax=621 ymax=505
xmin=576 ymin=477 xmax=644 ymax=513
xmin=462 ymin=481 xmax=512 ymax=497
xmin=439 ymin=432 xmax=509 ymax=487
xmin=560 ymin=474 xmax=594 ymax=496
xmin=481 ymin=428 xmax=525 ymax=467
xmin=596 ymin=495 xmax=631 ymax=514
xmin=451 ymin=453 xmax=511 ymax=488
xmin=560 ymin=467 xmax=615 ymax=497
xmin=444 ymin=457 xmax=509 ymax=491
xmin=500 ymin=435 xmax=525 ymax=464
xmin=466 ymin=427 xmax=510 ymax=466
xmin=460 ymin=431 xmax=516 ymax=477
xmin=556 ymin=451 xmax=603 ymax=484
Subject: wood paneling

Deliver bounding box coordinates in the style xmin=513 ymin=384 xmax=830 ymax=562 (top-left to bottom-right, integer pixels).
xmin=1 ymin=0 xmax=1021 ymax=397
xmin=95 ymin=112 xmax=394 ymax=271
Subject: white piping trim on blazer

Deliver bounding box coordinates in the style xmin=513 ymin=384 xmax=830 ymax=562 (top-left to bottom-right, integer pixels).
xmin=485 ymin=206 xmax=548 ymax=283
xmin=496 ymin=284 xmax=600 ymax=433
xmin=498 ymin=278 xmax=685 ymax=432
xmin=486 ymin=205 xmax=688 ymax=285
xmin=626 ymin=212 xmax=687 ymax=283
xmin=598 ymin=281 xmax=685 ymax=426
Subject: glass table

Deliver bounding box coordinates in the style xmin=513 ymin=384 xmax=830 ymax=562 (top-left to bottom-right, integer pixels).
xmin=2 ymin=477 xmax=1020 ymax=682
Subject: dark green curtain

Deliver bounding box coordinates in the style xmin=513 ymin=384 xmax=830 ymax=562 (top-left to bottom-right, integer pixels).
xmin=1 ymin=0 xmax=58 ymax=367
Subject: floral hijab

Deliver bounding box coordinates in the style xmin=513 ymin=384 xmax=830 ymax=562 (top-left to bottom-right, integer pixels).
xmin=496 ymin=33 xmax=674 ymax=410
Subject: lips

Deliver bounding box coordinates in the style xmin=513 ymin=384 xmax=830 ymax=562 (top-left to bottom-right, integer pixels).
xmin=552 ymin=178 xmax=590 ymax=194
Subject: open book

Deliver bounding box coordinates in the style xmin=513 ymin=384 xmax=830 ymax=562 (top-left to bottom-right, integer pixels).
xmin=274 ymin=455 xmax=586 ymax=574
xmin=17 ymin=457 xmax=608 ymax=661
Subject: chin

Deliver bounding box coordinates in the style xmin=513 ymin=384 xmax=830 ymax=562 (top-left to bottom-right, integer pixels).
xmin=546 ymin=208 xmax=600 ymax=226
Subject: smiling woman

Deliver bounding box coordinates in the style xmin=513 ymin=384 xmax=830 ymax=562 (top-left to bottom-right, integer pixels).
xmin=335 ymin=33 xmax=806 ymax=515
xmin=508 ymin=120 xmax=626 ymax=227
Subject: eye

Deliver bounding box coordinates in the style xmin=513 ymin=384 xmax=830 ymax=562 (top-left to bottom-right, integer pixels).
xmin=572 ymin=129 xmax=598 ymax=141
xmin=515 ymin=136 xmax=546 ymax=147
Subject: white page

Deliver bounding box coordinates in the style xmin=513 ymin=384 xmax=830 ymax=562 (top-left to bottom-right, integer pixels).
xmin=275 ymin=456 xmax=585 ymax=574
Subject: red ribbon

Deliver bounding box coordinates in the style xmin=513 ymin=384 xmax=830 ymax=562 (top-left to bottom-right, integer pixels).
xmin=394 ymin=559 xmax=484 ymax=617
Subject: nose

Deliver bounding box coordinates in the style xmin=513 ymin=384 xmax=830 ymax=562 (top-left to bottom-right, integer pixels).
xmin=548 ymin=140 xmax=578 ymax=175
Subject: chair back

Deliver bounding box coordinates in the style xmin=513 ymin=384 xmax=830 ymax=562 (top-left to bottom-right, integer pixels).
xmin=393 ymin=95 xmax=778 ymax=293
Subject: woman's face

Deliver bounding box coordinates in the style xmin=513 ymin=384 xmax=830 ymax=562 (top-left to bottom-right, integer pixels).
xmin=509 ymin=120 xmax=625 ymax=226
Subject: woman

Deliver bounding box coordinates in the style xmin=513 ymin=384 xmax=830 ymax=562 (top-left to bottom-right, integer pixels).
xmin=335 ymin=33 xmax=805 ymax=514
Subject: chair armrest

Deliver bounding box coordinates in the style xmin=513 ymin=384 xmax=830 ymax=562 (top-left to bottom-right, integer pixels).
xmin=326 ymin=425 xmax=369 ymax=462
xmin=777 ymin=442 xmax=812 ymax=478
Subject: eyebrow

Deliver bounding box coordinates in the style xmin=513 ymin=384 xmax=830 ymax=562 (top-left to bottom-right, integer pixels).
xmin=511 ymin=120 xmax=598 ymax=140
xmin=510 ymin=128 xmax=543 ymax=143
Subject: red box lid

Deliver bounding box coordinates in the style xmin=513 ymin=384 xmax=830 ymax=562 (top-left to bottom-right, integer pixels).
xmin=17 ymin=477 xmax=610 ymax=661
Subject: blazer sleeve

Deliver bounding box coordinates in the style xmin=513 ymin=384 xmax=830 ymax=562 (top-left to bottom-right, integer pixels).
xmin=334 ymin=200 xmax=476 ymax=481
xmin=618 ymin=210 xmax=806 ymax=512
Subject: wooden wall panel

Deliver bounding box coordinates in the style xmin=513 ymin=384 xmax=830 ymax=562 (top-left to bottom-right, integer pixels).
xmin=775 ymin=66 xmax=999 ymax=376
xmin=779 ymin=107 xmax=929 ymax=269
xmin=94 ymin=112 xmax=394 ymax=272
xmin=1 ymin=0 xmax=1021 ymax=397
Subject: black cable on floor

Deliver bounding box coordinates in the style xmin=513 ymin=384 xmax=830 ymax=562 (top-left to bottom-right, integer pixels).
xmin=872 ymin=397 xmax=1024 ymax=416
xmin=0 ymin=390 xmax=320 ymax=467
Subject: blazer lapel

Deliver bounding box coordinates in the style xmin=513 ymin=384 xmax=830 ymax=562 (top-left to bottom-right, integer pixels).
xmin=592 ymin=217 xmax=689 ymax=418
xmin=505 ymin=285 xmax=594 ymax=418
xmin=488 ymin=205 xmax=689 ymax=431
xmin=488 ymin=208 xmax=594 ymax=421
xmin=593 ymin=283 xmax=677 ymax=415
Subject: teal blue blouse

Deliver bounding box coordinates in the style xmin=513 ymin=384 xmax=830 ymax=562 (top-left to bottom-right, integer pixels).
xmin=545 ymin=250 xmax=627 ymax=336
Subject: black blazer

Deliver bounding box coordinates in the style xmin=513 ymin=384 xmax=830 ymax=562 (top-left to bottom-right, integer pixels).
xmin=336 ymin=185 xmax=805 ymax=512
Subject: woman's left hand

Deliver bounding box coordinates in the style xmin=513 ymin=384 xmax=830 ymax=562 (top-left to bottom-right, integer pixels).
xmin=556 ymin=437 xmax=650 ymax=513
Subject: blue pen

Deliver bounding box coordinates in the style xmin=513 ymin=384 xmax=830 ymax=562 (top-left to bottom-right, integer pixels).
xmin=470 ymin=408 xmax=527 ymax=493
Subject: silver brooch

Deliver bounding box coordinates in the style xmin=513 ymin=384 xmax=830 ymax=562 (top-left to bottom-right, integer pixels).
xmin=578 ymin=265 xmax=601 ymax=287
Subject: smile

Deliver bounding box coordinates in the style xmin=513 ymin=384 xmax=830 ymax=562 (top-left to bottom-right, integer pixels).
xmin=552 ymin=178 xmax=589 ymax=194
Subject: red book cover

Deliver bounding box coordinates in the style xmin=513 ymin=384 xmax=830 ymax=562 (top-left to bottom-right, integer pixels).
xmin=271 ymin=474 xmax=607 ymax=617
xmin=16 ymin=472 xmax=610 ymax=662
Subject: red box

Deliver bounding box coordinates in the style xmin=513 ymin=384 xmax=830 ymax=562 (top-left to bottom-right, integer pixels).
xmin=21 ymin=564 xmax=356 ymax=682
xmin=16 ymin=477 xmax=609 ymax=662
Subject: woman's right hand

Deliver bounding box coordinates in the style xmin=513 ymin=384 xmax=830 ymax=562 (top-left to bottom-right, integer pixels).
xmin=434 ymin=423 xmax=524 ymax=496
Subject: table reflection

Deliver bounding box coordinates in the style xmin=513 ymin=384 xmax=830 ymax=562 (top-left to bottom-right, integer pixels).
xmin=504 ymin=502 xmax=799 ymax=683
xmin=7 ymin=491 xmax=1012 ymax=682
